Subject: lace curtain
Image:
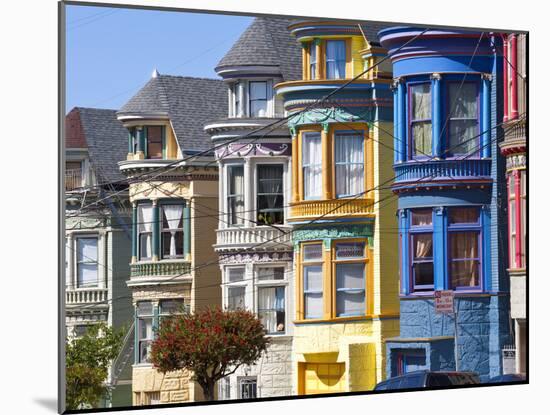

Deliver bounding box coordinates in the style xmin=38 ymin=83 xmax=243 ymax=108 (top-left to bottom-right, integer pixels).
xmin=411 ymin=83 xmax=432 ymax=156
xmin=449 ymin=83 xmax=478 ymax=154
xmin=163 ymin=205 xmax=183 ymax=257
xmin=335 ymin=134 xmax=364 ymax=196
xmin=450 ymin=232 xmax=479 ymax=287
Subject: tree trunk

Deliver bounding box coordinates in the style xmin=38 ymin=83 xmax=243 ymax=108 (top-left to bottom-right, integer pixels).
xmin=200 ymin=379 xmax=216 ymax=401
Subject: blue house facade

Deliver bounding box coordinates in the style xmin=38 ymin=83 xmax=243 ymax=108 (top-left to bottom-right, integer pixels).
xmin=378 ymin=27 xmax=510 ymax=381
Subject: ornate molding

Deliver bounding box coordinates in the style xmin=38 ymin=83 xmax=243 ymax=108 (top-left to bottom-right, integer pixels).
xmin=506 ymin=153 xmax=527 ymax=171
xmin=481 ymin=73 xmax=493 ymax=82
xmin=292 ymin=223 xmax=374 ymax=243
xmin=288 ymin=106 xmax=374 ymax=128
xmin=215 ymin=143 xmax=291 ymax=159
xmin=129 ymin=181 xmax=190 ymax=202
xmin=430 ymin=72 xmax=442 ymax=81
xmin=219 ymin=251 xmax=293 ymax=265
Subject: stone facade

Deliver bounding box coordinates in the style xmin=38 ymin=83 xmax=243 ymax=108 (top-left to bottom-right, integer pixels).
xmin=132 ymin=367 xmax=201 ymax=405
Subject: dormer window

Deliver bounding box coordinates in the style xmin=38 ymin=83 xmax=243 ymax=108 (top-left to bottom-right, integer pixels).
xmin=229 ymin=80 xmax=275 ymax=118
xmin=146 ymin=126 xmax=163 ymax=159
xmin=305 ymin=39 xmax=348 ymax=80
xmin=127 ymin=126 xmax=166 ymax=159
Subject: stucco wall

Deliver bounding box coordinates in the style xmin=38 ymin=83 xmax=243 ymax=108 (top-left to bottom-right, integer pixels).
xmin=132 ymin=367 xmax=200 ymax=405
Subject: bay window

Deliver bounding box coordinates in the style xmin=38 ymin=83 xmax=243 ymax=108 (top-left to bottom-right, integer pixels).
xmin=447 ymin=83 xmax=479 ymax=156
xmin=137 ymin=301 xmax=153 ymax=363
xmin=161 ymin=204 xmax=184 ymax=259
xmin=76 ymin=236 xmax=98 ymax=288
xmin=508 ymin=170 xmax=526 ymax=269
xmin=334 ymin=242 xmax=366 ymax=317
xmin=302 ymin=132 xmax=322 ymax=199
xmin=138 ymin=204 xmax=153 ymax=260
xmin=326 ymin=40 xmax=346 ymax=79
xmin=257 ymin=164 xmax=284 ymax=225
xmin=448 ymin=207 xmax=481 ymax=289
xmin=249 ymin=81 xmax=268 ymax=117
xmin=302 ymin=243 xmax=323 ymax=319
xmin=227 ymin=165 xmax=245 ymax=226
xmin=410 ymin=83 xmax=432 ymax=158
xmin=335 ymin=132 xmax=364 ymax=197
xmin=410 ymin=210 xmax=434 ymax=292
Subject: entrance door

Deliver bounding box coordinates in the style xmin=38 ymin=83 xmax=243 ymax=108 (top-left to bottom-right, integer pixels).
xmin=303 ymin=363 xmax=345 ymax=394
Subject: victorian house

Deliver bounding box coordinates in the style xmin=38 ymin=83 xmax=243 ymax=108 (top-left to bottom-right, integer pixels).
xmin=204 ymin=17 xmax=301 ymax=399
xmin=379 ymin=27 xmax=511 ymax=381
xmin=274 ymin=20 xmax=400 ymax=394
xmin=500 ymin=32 xmax=527 ymax=375
xmin=116 ymin=72 xmax=227 ymax=405
xmin=65 ymin=107 xmax=134 ymax=407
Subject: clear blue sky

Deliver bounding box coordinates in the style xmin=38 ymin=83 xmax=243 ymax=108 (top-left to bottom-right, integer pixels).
xmin=66 ymin=4 xmax=253 ymax=112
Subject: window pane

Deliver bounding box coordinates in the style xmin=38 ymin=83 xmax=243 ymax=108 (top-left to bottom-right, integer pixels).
xmin=147 ymin=126 xmax=163 ymax=159
xmin=228 ymin=165 xmax=244 ymax=225
xmin=411 ymin=209 xmax=432 ymax=227
xmin=412 ymin=234 xmax=433 ymax=259
xmin=257 ymin=165 xmax=284 ymax=225
xmin=412 ymin=122 xmax=432 ymax=156
xmin=137 ymin=301 xmax=153 ymax=316
xmin=258 ymin=287 xmax=285 ymax=333
xmin=335 ymin=134 xmax=364 ymax=196
xmin=250 ymin=82 xmax=267 ymax=117
xmin=159 ymin=299 xmax=185 ymax=315
xmin=413 ymin=262 xmax=434 ymax=288
xmin=509 ymin=174 xmax=516 ymax=196
xmin=257 ymin=267 xmax=285 ymax=280
xmin=302 ymin=133 xmax=322 ymax=198
xmin=305 ymin=292 xmax=323 ymax=319
xmin=304 ymin=265 xmax=323 ymax=290
xmin=310 ymin=42 xmax=317 ymax=79
xmin=239 ymin=379 xmax=257 ymax=399
xmin=227 ymin=267 xmax=245 ymax=282
xmin=77 ymin=264 xmax=98 ymax=287
xmin=449 ymin=232 xmax=479 ymax=259
xmin=336 ymin=262 xmax=365 ymax=316
xmin=250 ymin=82 xmax=267 ymax=100
xmin=449 ymin=83 xmax=477 ymax=118
xmin=411 ymin=84 xmax=431 ymax=120
xmin=335 ymin=242 xmax=365 ymax=259
xmin=77 ymin=238 xmax=97 ymax=262
xmin=326 ymin=40 xmax=346 ymax=79
xmin=303 ymin=243 xmax=323 ymax=261
xmin=449 ymin=120 xmax=478 ymax=154
xmin=449 ymin=231 xmax=480 ymax=288
xmin=450 ymin=260 xmax=480 ymax=288
xmin=139 ymin=234 xmax=152 ymax=260
xmin=228 ymin=286 xmax=245 ymax=310
xmin=162 ymin=231 xmax=183 ymax=258
xmin=251 ymin=100 xmax=268 ymax=117
xmin=336 ymin=291 xmax=365 ymax=317
xmin=448 ymin=207 xmax=479 ymax=224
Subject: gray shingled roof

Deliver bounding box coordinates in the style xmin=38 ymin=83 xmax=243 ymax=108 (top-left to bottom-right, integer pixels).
xmin=360 ymin=21 xmax=395 ymax=46
xmin=118 ymin=75 xmax=227 ymax=153
xmin=77 ymin=107 xmax=128 ymax=184
xmin=216 ymin=17 xmax=302 ymax=81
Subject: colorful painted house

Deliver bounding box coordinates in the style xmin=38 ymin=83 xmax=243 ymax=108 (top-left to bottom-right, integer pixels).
xmin=116 ymin=72 xmax=227 ymax=405
xmin=65 ymin=107 xmax=134 ymax=407
xmin=204 ymin=17 xmax=302 ymax=399
xmin=500 ymin=33 xmax=527 ymax=375
xmin=378 ymin=27 xmax=510 ymax=381
xmin=274 ymin=20 xmax=399 ymax=394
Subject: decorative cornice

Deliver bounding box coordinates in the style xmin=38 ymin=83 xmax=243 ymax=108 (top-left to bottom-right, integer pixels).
xmin=215 ymin=143 xmax=291 ymax=159
xmin=505 ymin=153 xmax=527 ymax=171
xmin=288 ymin=106 xmax=374 ymax=128
xmin=219 ymin=251 xmax=293 ymax=264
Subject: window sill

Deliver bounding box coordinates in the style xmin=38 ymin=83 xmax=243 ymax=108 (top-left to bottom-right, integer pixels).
xmin=294 ymin=315 xmax=379 ymax=324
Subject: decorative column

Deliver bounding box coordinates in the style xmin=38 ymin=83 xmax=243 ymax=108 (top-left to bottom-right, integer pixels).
xmin=131 ymin=202 xmax=137 ymax=263
xmin=398 ymin=210 xmax=409 ymax=294
xmin=431 ymin=73 xmax=442 ymax=158
xmin=291 ymin=128 xmax=300 ymax=202
xmin=184 ymin=201 xmax=191 ymax=261
xmin=243 ymin=158 xmax=252 ymax=224
xmin=392 ymin=80 xmax=399 ymax=164
xmin=238 ymin=81 xmax=246 ymax=117
xmin=433 ymin=207 xmax=446 ymax=290
xmin=127 ymin=130 xmax=133 ymax=160
xmin=514 ymin=170 xmax=522 ymax=267
xmin=152 ymin=199 xmax=159 ymax=261
xmin=481 ymin=73 xmax=492 ymax=159
xmin=510 ymin=34 xmax=519 ymax=120
xmin=503 ymin=35 xmax=509 ymax=122
xmin=321 ymin=122 xmax=332 ymax=199
xmin=301 ymin=42 xmax=308 ymax=80
xmin=133 ymin=302 xmax=139 ymax=364
xmin=395 ymin=77 xmax=406 ymax=163
xmin=66 ymin=233 xmax=74 ymax=289
xmin=315 ymin=38 xmax=323 ymax=80
xmin=136 ymin=127 xmax=145 ymax=160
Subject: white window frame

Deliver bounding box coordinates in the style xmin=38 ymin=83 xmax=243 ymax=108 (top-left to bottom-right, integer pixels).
xmin=255 ymin=264 xmax=288 ymax=335
xmin=238 ymin=376 xmax=258 ymax=399
xmin=225 ymin=266 xmax=248 ymax=310
xmin=75 ymin=235 xmax=99 ymax=288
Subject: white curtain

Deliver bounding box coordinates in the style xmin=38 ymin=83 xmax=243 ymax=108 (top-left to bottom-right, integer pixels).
xmin=309 ymin=42 xmax=317 ymax=78
xmin=327 ymin=40 xmax=346 ymax=79
xmin=413 ymin=234 xmax=433 ymax=259
xmin=304 ymin=265 xmax=323 ymax=318
xmin=259 ymin=287 xmax=277 ymax=332
xmin=163 ymin=205 xmax=183 ymax=257
xmin=250 ymin=81 xmax=267 ymax=117
xmin=303 ymin=134 xmax=322 ymax=198
xmin=449 ymin=83 xmax=478 ymax=154
xmin=138 ymin=205 xmax=153 ymax=259
xmin=411 ymin=84 xmax=432 ymax=156
xmin=411 ymin=210 xmax=432 ymax=226
xmin=450 ymin=232 xmax=479 ymax=287
xmin=229 ymin=166 xmax=244 ymax=225
xmin=336 ymin=263 xmax=365 ymax=316
xmin=335 ymin=134 xmax=364 ymax=196
xmin=228 ymin=286 xmax=245 ymax=310
xmin=77 ymin=238 xmax=98 ymax=287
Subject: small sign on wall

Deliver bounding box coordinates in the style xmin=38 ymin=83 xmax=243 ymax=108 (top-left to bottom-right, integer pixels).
xmin=434 ymin=290 xmax=454 ymax=314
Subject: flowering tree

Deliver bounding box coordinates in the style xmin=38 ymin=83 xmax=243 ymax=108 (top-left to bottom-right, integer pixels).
xmin=150 ymin=307 xmax=269 ymax=401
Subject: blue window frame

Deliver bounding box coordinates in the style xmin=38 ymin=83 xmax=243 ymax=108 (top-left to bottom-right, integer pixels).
xmin=447 ymin=207 xmax=481 ymax=290
xmin=409 ymin=209 xmax=434 ymax=292
xmin=302 ymin=132 xmax=322 ymax=200
xmin=334 ymin=131 xmax=364 ymax=198
xmin=326 ymin=40 xmax=346 ymax=79
xmin=409 ymin=83 xmax=432 ymax=159
xmin=446 ymin=82 xmax=479 ymax=157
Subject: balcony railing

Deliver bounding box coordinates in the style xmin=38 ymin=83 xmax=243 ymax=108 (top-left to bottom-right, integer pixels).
xmin=130 ymin=260 xmax=191 ymax=278
xmin=290 ymin=198 xmax=375 ymax=220
xmin=393 ymin=159 xmax=491 ymax=184
xmin=66 ymin=288 xmax=108 ymax=305
xmin=65 ymin=169 xmax=83 ymax=191
xmin=215 ymin=226 xmax=292 ymax=251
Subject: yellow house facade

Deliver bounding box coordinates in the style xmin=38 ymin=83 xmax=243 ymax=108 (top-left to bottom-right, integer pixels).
xmin=274 ymin=20 xmax=399 ymax=394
